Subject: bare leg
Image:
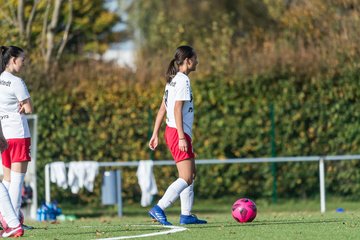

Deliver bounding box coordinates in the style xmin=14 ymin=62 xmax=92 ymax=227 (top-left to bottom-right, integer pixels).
xmin=156 ymin=159 xmax=194 ymax=210
xmin=176 ymin=159 xmax=195 ymax=185
xmin=2 ymin=166 xmax=11 ymax=183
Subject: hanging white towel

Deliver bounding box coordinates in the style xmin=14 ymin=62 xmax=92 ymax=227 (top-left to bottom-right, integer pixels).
xmin=83 ymin=161 xmax=99 ymax=192
xmin=67 ymin=162 xmax=83 ymax=194
xmin=50 ymin=162 xmax=68 ymax=189
xmin=136 ymin=160 xmax=158 ymax=207
xmin=68 ymin=161 xmax=99 ymax=194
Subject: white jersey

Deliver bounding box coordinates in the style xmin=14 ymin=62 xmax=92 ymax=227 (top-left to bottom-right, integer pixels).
xmin=164 ymin=72 xmax=194 ymax=138
xmin=0 ymin=71 xmax=31 ymax=139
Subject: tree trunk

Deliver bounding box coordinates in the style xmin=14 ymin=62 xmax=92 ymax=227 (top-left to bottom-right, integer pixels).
xmin=45 ymin=0 xmax=63 ymax=72
xmin=41 ymin=0 xmax=51 ymax=61
xmin=25 ymin=0 xmax=40 ymax=48
xmin=17 ymin=0 xmax=25 ymax=39
xmin=56 ymin=0 xmax=73 ymax=61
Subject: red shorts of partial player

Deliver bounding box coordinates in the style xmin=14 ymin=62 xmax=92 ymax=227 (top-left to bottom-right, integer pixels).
xmin=165 ymin=126 xmax=195 ymax=163
xmin=1 ymin=138 xmax=31 ymax=168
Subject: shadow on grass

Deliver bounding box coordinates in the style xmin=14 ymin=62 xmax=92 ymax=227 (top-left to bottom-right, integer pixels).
xmin=186 ymin=219 xmax=344 ymax=229
xmin=35 ymin=218 xmax=344 ymax=232
xmin=64 ymin=208 xmax=227 ymax=218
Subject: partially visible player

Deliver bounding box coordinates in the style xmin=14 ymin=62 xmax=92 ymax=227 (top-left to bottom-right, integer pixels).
xmin=148 ymin=45 xmax=207 ymax=225
xmin=0 ymin=46 xmax=33 ymax=229
xmin=0 ymin=121 xmax=24 ymax=237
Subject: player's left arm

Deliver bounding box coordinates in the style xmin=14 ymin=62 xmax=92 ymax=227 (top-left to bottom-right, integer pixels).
xmin=14 ymin=78 xmax=33 ymax=114
xmin=174 ymin=100 xmax=188 ymax=152
xmin=19 ymin=98 xmax=33 ymax=114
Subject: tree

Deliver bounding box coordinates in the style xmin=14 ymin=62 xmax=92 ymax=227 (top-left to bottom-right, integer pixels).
xmin=127 ymin=0 xmax=276 ymax=79
xmin=0 ymin=0 xmax=119 ymax=71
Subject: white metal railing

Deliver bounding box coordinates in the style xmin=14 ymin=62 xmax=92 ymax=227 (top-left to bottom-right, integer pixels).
xmin=44 ymin=155 xmax=360 ymax=216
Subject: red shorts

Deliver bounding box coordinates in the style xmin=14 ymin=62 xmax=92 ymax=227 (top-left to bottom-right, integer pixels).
xmin=1 ymin=138 xmax=31 ymax=168
xmin=165 ymin=126 xmax=195 ymax=163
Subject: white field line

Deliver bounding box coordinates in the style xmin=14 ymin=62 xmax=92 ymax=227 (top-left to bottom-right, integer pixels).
xmin=95 ymin=225 xmax=188 ymax=240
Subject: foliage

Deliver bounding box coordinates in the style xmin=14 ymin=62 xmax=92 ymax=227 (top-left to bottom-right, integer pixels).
xmin=128 ymin=0 xmax=277 ymax=81
xmin=4 ymin=0 xmax=358 ymax=204
xmin=31 ymin=62 xmax=360 ymax=203
xmin=69 ymin=0 xmax=119 ymax=54
xmin=129 ymin=0 xmax=360 ymax=82
xmin=0 ymin=0 xmax=119 ymax=67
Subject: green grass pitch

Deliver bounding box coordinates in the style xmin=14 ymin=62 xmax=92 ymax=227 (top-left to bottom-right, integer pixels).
xmin=20 ymin=198 xmax=360 ymax=239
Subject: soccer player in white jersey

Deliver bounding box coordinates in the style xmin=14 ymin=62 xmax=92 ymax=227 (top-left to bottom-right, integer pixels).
xmin=148 ymin=46 xmax=207 ymax=225
xmin=0 ymin=121 xmax=24 ymax=237
xmin=0 ymin=46 xmax=33 ymax=234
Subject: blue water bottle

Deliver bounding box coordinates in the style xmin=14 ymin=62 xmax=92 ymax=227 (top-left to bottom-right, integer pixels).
xmin=36 ymin=208 xmax=42 ymax=221
xmin=41 ymin=203 xmax=49 ymax=221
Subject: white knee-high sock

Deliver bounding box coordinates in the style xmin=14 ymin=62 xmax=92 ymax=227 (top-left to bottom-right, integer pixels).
xmin=9 ymin=171 xmax=25 ymax=218
xmin=158 ymin=178 xmax=188 ymax=210
xmin=2 ymin=180 xmax=10 ymax=190
xmin=0 ymin=182 xmax=20 ymax=228
xmin=180 ymin=182 xmax=194 ymax=215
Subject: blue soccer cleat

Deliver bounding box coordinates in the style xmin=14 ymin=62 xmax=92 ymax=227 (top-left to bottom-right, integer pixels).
xmin=148 ymin=205 xmax=172 ymax=225
xmin=179 ymin=214 xmax=207 ymax=225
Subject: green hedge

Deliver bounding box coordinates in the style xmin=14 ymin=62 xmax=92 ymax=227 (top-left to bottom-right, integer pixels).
xmin=32 ymin=69 xmax=360 ymax=204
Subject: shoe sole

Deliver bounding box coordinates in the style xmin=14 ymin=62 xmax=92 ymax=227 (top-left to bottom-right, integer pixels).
xmin=13 ymin=232 xmax=24 ymax=237
xmin=148 ymin=212 xmax=156 ymax=220
xmin=148 ymin=211 xmax=172 ymax=225
xmin=148 ymin=212 xmax=160 ymax=223
xmin=148 ymin=212 xmax=156 ymax=221
xmin=2 ymin=230 xmax=24 ymax=238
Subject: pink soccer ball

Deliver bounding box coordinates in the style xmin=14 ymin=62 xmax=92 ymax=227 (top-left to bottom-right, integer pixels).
xmin=231 ymin=198 xmax=257 ymax=223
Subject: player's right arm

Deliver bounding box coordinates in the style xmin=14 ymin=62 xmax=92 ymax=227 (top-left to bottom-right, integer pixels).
xmin=0 ymin=121 xmax=8 ymax=152
xmin=149 ymin=99 xmax=166 ymax=150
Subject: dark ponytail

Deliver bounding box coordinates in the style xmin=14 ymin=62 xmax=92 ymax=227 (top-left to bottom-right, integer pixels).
xmin=0 ymin=46 xmax=24 ymax=73
xmin=166 ymin=59 xmax=177 ymax=83
xmin=165 ymin=45 xmax=195 ymax=83
xmin=0 ymin=46 xmax=9 ymax=73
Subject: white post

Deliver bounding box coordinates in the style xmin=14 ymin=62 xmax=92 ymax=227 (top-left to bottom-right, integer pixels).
xmin=31 ymin=115 xmax=38 ymax=219
xmin=116 ymin=170 xmax=122 ymax=217
xmin=45 ymin=164 xmax=51 ymax=203
xmin=25 ymin=115 xmax=38 ymax=219
xmin=319 ymin=157 xmax=326 ymax=213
